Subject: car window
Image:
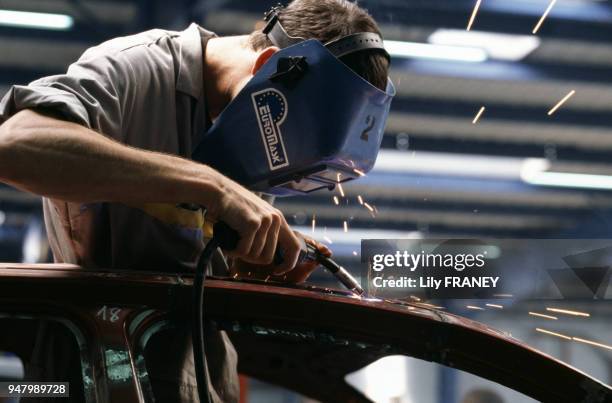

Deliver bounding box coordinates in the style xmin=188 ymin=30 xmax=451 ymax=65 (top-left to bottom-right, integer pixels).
xmin=0 ymin=316 xmax=88 ymax=403
xmin=0 ymin=351 xmax=24 ymax=403
xmin=137 ymin=320 xmax=322 ymax=403
xmin=0 ymin=351 xmax=24 ymax=381
xmin=346 ymin=355 xmax=536 ymax=403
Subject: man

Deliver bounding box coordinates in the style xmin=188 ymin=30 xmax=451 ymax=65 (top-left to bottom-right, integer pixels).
xmin=0 ymin=0 xmax=389 ymax=401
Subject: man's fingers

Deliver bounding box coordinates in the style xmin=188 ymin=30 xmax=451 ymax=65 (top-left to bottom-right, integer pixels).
xmin=248 ymin=215 xmax=272 ymax=262
xmin=303 ymin=235 xmax=333 ymax=257
xmin=273 ymin=220 xmax=301 ymax=275
xmin=318 ymin=243 xmax=333 ymax=257
xmin=261 ymin=214 xmax=281 ymax=264
xmin=214 ymin=179 xmax=303 ymax=268
xmin=234 ymin=217 xmax=258 ymax=259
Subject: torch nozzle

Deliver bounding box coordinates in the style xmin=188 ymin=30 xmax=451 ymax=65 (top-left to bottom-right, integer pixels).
xmin=302 ymin=243 xmax=364 ymax=296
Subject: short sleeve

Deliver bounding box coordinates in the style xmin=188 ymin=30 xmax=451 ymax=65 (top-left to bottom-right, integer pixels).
xmin=0 ymin=48 xmax=129 ymax=139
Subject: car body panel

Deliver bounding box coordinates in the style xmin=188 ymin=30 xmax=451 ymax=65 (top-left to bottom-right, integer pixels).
xmin=0 ymin=264 xmax=610 ymax=403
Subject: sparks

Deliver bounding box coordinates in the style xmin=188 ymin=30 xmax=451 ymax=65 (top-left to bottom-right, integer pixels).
xmin=343 ymin=220 xmax=348 ymax=233
xmin=472 ymin=106 xmax=485 ymax=124
xmin=333 ymin=196 xmax=339 ymax=205
xmin=338 ymin=183 xmax=345 ymax=197
xmin=357 ymin=195 xmax=364 ymax=205
xmin=485 ymin=303 xmax=503 ymax=309
xmin=529 ymin=312 xmax=558 ymax=320
xmin=532 ymin=0 xmax=557 ymax=34
xmin=311 ymin=214 xmax=316 ymax=233
xmin=323 ymin=236 xmax=333 ymax=244
xmin=466 ymin=305 xmax=484 ymax=310
xmin=546 ymin=307 xmax=590 ymax=317
xmin=466 ymin=0 xmax=482 ymax=31
xmin=547 ymin=90 xmax=575 ymax=116
xmin=353 ymin=168 xmax=366 ymax=177
xmin=364 ymin=202 xmax=374 ymax=212
xmin=536 ymin=327 xmax=571 ymax=340
xmin=572 ymin=337 xmax=612 ymax=351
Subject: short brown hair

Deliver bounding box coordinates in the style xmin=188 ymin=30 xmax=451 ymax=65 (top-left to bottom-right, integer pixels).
xmin=250 ymin=0 xmax=389 ymax=91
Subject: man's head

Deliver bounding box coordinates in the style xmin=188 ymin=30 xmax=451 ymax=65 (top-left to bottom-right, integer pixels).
xmin=249 ymin=0 xmax=389 ymax=91
xmin=198 ymin=0 xmax=395 ymax=195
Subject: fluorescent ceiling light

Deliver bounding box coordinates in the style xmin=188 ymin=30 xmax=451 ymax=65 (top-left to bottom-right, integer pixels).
xmin=385 ymin=40 xmax=487 ymax=63
xmin=0 ymin=9 xmax=74 ymax=30
xmin=373 ymin=150 xmax=533 ymax=180
xmin=521 ymin=159 xmax=612 ymax=190
xmin=428 ymin=29 xmax=540 ymax=61
xmin=366 ymin=150 xmax=612 ymax=191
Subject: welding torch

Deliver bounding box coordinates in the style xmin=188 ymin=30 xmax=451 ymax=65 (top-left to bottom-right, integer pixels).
xmin=293 ymin=238 xmax=364 ymax=296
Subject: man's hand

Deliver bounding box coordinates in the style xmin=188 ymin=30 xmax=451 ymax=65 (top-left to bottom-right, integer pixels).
xmin=229 ymin=233 xmax=332 ymax=284
xmin=208 ymin=179 xmax=302 ymax=274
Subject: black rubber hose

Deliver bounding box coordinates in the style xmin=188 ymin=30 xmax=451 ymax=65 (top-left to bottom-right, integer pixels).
xmin=193 ymin=222 xmax=240 ymax=403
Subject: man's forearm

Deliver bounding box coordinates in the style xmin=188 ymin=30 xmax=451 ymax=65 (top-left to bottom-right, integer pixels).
xmin=0 ymin=109 xmax=224 ymax=209
xmin=0 ymin=109 xmax=302 ymax=270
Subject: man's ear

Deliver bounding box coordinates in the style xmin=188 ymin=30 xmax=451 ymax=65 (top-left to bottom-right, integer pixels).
xmin=251 ymin=46 xmax=280 ymax=75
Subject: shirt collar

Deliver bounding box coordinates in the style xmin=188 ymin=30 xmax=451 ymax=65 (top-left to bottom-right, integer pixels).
xmin=176 ymin=23 xmax=216 ymax=99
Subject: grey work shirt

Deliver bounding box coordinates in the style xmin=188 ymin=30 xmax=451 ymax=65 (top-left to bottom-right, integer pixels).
xmin=0 ymin=23 xmax=213 ymax=271
xmin=0 ymin=24 xmax=238 ymax=402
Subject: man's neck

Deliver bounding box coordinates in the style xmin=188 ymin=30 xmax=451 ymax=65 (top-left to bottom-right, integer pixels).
xmin=203 ymin=35 xmax=255 ymax=121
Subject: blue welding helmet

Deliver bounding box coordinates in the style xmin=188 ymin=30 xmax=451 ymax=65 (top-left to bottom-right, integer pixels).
xmin=192 ymin=6 xmax=395 ymax=196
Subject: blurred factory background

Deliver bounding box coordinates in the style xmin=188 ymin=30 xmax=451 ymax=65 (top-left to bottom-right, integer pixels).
xmin=1 ymin=0 xmax=612 ymax=402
